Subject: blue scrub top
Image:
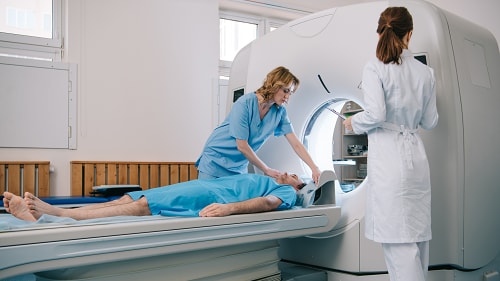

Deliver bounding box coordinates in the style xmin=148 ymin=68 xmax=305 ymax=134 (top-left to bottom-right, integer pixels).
xmin=196 ymin=92 xmax=294 ymax=178
xmin=127 ymin=174 xmax=298 ymax=216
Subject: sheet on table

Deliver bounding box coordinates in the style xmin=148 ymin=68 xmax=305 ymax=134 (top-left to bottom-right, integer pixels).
xmin=0 ymin=213 xmax=177 ymax=231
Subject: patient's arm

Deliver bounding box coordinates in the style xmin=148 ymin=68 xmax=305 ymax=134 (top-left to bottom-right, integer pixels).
xmin=199 ymin=195 xmax=283 ymax=217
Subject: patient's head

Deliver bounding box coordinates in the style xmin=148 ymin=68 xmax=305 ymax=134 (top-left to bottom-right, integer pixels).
xmin=276 ymin=172 xmax=307 ymax=191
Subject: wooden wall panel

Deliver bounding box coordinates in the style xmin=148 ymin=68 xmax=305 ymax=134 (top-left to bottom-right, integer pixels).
xmin=37 ymin=164 xmax=50 ymax=197
xmin=8 ymin=165 xmax=20 ymax=195
xmin=71 ymin=163 xmax=82 ymax=196
xmin=70 ymin=161 xmax=198 ymax=196
xmin=0 ymin=161 xmax=50 ymax=197
xmin=23 ymin=164 xmax=36 ymax=194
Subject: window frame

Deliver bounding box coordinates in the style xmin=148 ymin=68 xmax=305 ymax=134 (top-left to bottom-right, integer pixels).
xmin=0 ymin=0 xmax=63 ymax=61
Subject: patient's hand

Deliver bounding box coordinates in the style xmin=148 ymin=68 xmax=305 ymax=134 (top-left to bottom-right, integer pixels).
xmin=199 ymin=196 xmax=280 ymax=217
xmin=199 ymin=203 xmax=232 ymax=217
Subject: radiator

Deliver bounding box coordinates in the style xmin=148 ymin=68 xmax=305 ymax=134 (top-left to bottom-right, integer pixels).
xmin=71 ymin=161 xmax=198 ymax=196
xmin=0 ymin=161 xmax=50 ymax=197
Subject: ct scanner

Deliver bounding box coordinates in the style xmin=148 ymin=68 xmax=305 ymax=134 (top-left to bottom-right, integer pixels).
xmin=227 ymin=0 xmax=500 ymax=280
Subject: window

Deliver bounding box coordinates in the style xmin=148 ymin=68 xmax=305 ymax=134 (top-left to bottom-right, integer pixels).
xmin=0 ymin=0 xmax=62 ymax=61
xmin=216 ymin=8 xmax=297 ymax=126
xmin=220 ymin=18 xmax=257 ymax=62
xmin=0 ymin=0 xmax=74 ymax=149
xmin=219 ymin=12 xmax=286 ymax=79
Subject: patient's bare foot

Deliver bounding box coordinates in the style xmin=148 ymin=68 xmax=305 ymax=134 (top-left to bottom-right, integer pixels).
xmin=24 ymin=192 xmax=63 ymax=219
xmin=3 ymin=192 xmax=37 ymax=221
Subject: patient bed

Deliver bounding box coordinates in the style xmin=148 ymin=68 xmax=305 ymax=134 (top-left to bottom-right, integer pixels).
xmin=0 ymin=164 xmax=340 ymax=280
xmin=0 ymin=205 xmax=340 ymax=280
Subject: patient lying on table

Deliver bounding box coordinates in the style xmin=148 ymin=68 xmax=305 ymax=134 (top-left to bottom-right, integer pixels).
xmin=3 ymin=173 xmax=307 ymax=221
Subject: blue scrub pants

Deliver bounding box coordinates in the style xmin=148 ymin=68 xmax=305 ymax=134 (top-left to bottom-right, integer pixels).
xmin=382 ymin=241 xmax=429 ymax=281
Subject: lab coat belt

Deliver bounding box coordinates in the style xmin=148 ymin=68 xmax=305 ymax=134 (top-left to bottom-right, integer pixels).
xmin=380 ymin=122 xmax=418 ymax=169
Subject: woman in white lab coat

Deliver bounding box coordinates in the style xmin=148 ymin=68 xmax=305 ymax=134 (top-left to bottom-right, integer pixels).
xmin=343 ymin=7 xmax=438 ymax=281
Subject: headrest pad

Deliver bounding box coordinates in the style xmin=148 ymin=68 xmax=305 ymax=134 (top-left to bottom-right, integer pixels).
xmin=296 ymin=170 xmax=337 ymax=208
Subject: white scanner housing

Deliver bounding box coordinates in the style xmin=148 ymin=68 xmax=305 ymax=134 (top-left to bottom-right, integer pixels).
xmin=227 ymin=0 xmax=500 ymax=278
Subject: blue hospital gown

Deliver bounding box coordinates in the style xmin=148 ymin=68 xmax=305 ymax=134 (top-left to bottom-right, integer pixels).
xmin=127 ymin=174 xmax=297 ymax=217
xmin=195 ymin=92 xmax=294 ymax=178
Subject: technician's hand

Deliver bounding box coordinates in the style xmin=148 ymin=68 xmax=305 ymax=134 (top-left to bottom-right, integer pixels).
xmin=199 ymin=203 xmax=231 ymax=217
xmin=343 ymin=116 xmax=353 ymax=132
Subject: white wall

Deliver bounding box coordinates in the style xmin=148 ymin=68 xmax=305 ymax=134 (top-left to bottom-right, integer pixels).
xmin=418 ymin=0 xmax=500 ymax=49
xmin=0 ymin=0 xmax=497 ymax=196
xmin=0 ymin=0 xmax=219 ymax=195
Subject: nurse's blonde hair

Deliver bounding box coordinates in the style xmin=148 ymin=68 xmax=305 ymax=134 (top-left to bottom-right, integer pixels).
xmin=256 ymin=66 xmax=300 ymax=102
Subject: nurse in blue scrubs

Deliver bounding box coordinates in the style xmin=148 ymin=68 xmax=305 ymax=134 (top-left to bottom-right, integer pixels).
xmin=196 ymin=66 xmax=321 ymax=184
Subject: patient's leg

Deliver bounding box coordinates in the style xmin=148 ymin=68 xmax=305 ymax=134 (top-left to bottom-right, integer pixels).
xmin=2 ymin=192 xmax=37 ymax=221
xmin=24 ymin=192 xmax=151 ymax=220
xmin=65 ymin=195 xmax=135 ymax=210
xmin=23 ymin=193 xmax=133 ymax=216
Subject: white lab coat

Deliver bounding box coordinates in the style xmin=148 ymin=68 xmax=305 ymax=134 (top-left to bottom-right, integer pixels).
xmin=352 ymin=49 xmax=438 ymax=243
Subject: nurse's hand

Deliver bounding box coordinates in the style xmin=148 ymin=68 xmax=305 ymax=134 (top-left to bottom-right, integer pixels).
xmin=311 ymin=167 xmax=321 ymax=185
xmin=264 ymin=168 xmax=282 ymax=179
